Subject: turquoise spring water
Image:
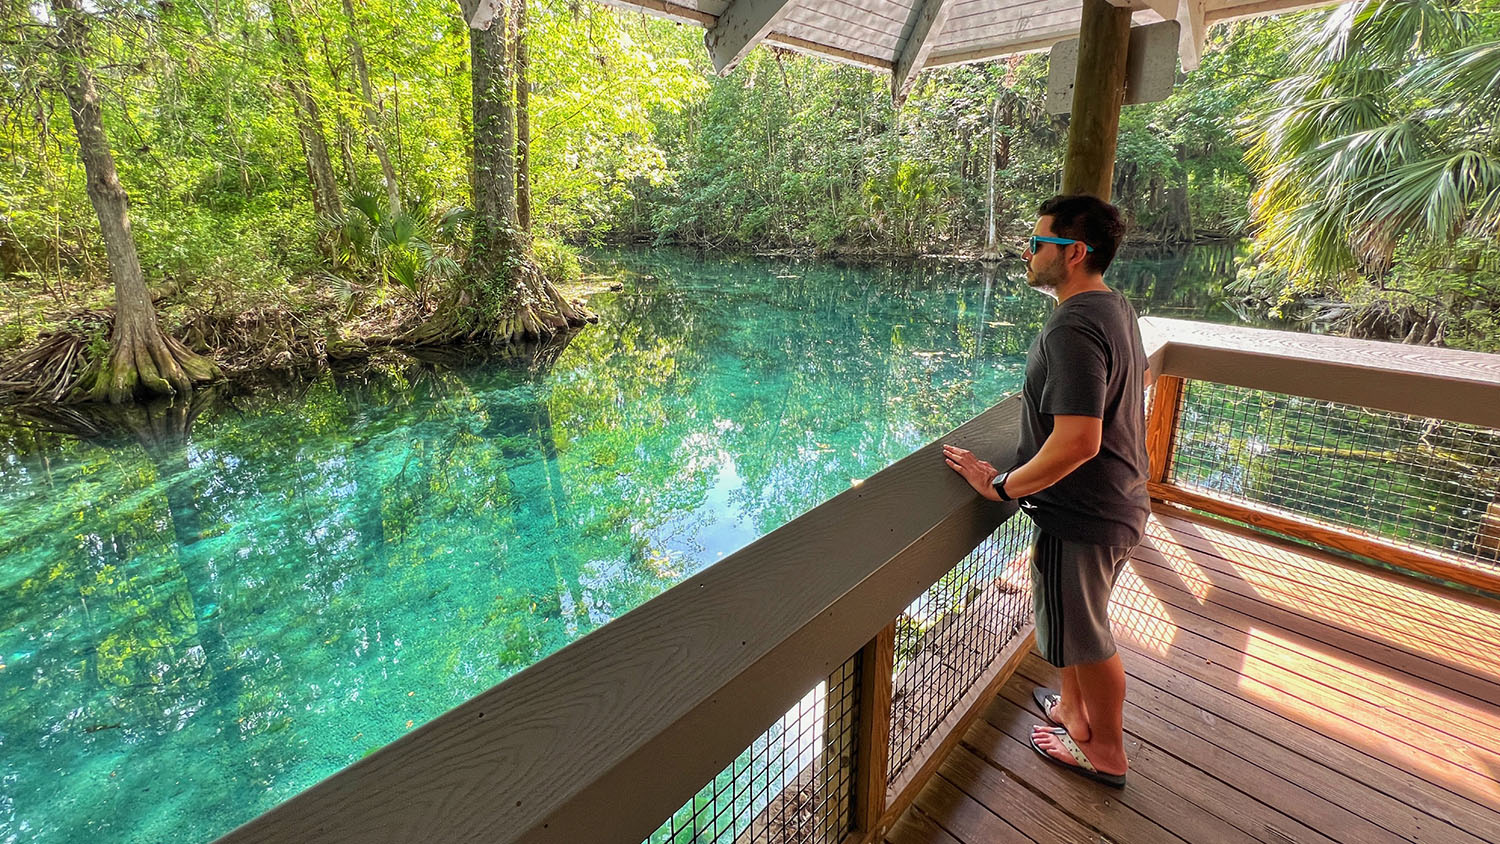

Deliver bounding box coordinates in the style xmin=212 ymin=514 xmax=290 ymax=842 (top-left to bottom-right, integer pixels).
xmin=0 ymin=247 xmax=1246 ymax=843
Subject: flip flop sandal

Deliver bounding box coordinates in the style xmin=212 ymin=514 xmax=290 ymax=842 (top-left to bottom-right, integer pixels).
xmin=1033 ymin=687 xmax=1063 ymax=726
xmin=1029 ymin=727 xmax=1127 ymax=789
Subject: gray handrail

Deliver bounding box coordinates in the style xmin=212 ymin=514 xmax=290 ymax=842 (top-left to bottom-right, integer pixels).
xmin=1143 ymin=317 xmax=1500 ymax=429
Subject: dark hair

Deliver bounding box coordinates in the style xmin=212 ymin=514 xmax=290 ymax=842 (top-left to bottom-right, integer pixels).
xmin=1037 ymin=194 xmax=1126 ymax=274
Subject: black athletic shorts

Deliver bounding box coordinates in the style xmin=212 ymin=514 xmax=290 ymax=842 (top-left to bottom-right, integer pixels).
xmin=1030 ymin=527 xmax=1134 ymax=667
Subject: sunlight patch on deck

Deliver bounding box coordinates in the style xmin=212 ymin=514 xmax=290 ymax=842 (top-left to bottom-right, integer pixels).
xmin=1141 ymin=529 xmax=1213 ymax=603
xmin=1239 ymin=626 xmax=1500 ymax=804
xmin=1110 ymin=565 xmax=1177 ymax=656
xmin=1147 ymin=521 xmax=1500 ymax=682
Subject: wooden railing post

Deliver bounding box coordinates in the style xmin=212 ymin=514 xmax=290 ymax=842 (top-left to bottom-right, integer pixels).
xmin=1146 ymin=375 xmax=1185 ymax=485
xmin=848 ymin=622 xmax=895 ymax=841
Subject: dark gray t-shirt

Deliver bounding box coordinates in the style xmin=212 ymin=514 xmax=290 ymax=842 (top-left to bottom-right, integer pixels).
xmin=1016 ymin=289 xmax=1150 ymax=547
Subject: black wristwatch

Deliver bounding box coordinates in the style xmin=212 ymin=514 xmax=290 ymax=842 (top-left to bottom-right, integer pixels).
xmin=992 ymin=468 xmax=1014 ymax=502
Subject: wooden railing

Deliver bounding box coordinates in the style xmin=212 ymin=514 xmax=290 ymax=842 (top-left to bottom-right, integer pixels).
xmin=213 ymin=317 xmax=1500 ymax=844
xmin=1142 ymin=317 xmax=1500 ymax=595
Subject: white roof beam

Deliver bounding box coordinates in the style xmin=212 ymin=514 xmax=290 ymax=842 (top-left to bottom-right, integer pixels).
xmin=1177 ymin=0 xmax=1207 ymax=70
xmin=705 ymin=0 xmax=801 ymax=75
xmin=892 ymin=0 xmax=956 ymax=105
xmin=1137 ymin=0 xmax=1179 ymax=21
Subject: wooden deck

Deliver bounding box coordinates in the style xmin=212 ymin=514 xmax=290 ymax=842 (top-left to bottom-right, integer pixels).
xmin=883 ymin=509 xmax=1500 ymax=844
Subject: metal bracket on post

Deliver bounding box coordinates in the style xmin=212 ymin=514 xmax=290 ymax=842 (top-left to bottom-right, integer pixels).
xmin=1046 ymin=19 xmax=1182 ymax=115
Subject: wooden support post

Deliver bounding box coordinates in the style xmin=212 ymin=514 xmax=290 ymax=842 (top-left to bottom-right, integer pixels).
xmin=851 ymin=623 xmax=896 ymax=836
xmin=1479 ymin=498 xmax=1500 ymax=561
xmin=855 ymin=625 xmax=1035 ymax=844
xmin=1062 ymin=0 xmax=1132 ymax=199
xmin=1145 ymin=375 xmax=1185 ymax=484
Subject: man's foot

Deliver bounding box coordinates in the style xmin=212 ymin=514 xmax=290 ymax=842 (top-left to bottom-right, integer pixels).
xmin=1033 ymin=687 xmax=1091 ymax=742
xmin=1030 ymin=725 xmax=1128 ymax=785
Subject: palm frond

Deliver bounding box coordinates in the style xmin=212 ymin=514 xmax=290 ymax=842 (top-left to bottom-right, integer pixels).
xmin=1244 ymin=93 xmax=1389 ymax=166
xmin=1347 ymin=0 xmax=1469 ymax=65
xmin=387 ymin=247 xmax=422 ymax=292
xmin=1361 ymin=150 xmax=1500 ymax=242
xmin=426 ymin=254 xmax=461 ymax=281
xmin=1298 ymin=0 xmax=1366 ymax=69
xmin=349 ymin=191 xmax=383 ymax=226
xmin=435 ymin=206 xmax=474 ymax=243
xmin=379 ymin=211 xmax=423 ymax=250
xmin=1396 ymin=38 xmax=1500 ymax=105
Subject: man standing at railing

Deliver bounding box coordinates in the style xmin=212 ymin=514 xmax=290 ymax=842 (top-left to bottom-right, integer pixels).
xmin=943 ymin=194 xmax=1148 ymax=789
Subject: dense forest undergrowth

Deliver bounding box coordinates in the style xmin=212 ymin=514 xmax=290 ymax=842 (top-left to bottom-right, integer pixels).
xmin=2 ymin=0 xmax=1498 ymax=407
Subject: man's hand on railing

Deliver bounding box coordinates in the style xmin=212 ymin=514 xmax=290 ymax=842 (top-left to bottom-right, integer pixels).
xmin=943 ymin=444 xmax=1004 ymax=502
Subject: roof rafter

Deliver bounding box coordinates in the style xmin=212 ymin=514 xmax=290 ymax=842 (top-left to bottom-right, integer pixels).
xmin=892 ymin=0 xmax=956 ymax=104
xmin=1136 ymin=0 xmax=1180 ymax=22
xmin=705 ymin=0 xmax=802 ymax=74
xmin=1177 ymin=0 xmax=1207 ymax=70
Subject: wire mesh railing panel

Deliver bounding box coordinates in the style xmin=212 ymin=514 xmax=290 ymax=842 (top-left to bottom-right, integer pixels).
xmin=887 ymin=516 xmax=1034 ymax=780
xmin=1170 ymin=381 xmax=1500 ymax=571
xmin=646 ymin=654 xmax=859 ymax=844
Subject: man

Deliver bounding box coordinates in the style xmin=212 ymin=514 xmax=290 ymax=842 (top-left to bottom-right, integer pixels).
xmin=943 ymin=194 xmax=1149 ymax=788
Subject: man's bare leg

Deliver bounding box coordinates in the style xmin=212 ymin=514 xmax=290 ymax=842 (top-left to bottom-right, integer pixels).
xmin=1050 ymin=665 xmax=1091 ymax=742
xmin=1033 ymin=652 xmax=1127 ymax=775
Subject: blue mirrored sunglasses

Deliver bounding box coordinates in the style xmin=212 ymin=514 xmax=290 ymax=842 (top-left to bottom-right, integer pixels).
xmin=1028 ymin=235 xmax=1094 ymax=253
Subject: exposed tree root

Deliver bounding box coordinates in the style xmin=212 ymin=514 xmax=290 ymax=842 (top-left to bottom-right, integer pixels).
xmin=404 ymin=260 xmax=598 ymax=348
xmin=0 ymin=311 xmax=108 ymax=404
xmin=2 ymin=313 xmax=221 ymax=406
xmin=180 ymin=304 xmax=342 ymax=369
xmin=1341 ymin=300 xmax=1446 ymax=346
xmin=71 ymin=317 xmax=221 ymax=404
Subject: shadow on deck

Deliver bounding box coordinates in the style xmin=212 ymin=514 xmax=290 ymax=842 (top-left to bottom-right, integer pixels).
xmin=885 ymin=508 xmax=1500 ymax=844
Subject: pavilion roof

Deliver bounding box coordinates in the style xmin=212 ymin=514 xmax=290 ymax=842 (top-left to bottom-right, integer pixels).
xmin=582 ymin=0 xmax=1344 ymax=99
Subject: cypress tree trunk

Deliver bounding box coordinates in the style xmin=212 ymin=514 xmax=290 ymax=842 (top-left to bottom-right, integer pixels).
xmin=467 ymin=0 xmax=519 ymax=279
xmin=51 ymin=0 xmax=218 ymax=404
xmin=1156 ymin=144 xmax=1194 ymax=243
xmin=984 ymin=94 xmax=1001 ymax=258
xmin=270 ymin=0 xmax=343 ymax=226
xmin=513 ymin=0 xmax=531 ymax=233
xmin=342 ymin=0 xmax=401 ymax=212
xmin=409 ymin=0 xmax=591 ymax=345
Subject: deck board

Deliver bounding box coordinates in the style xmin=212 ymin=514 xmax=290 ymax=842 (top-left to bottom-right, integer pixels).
xmin=886 ymin=509 xmax=1500 ymax=844
xmin=1123 ymin=553 xmax=1500 ymax=754
xmin=1126 ymin=545 xmax=1500 ymax=720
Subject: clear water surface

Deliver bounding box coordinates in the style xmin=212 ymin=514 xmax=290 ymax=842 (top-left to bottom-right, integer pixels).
xmin=0 ymin=246 xmax=1249 ymax=843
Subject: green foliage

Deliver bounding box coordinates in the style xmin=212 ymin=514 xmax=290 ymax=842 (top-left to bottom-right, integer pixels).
xmin=336 ymin=193 xmax=460 ymax=294
xmin=531 ymin=237 xmax=581 ymax=285
xmin=1238 ymin=0 xmax=1500 ymax=349
xmin=0 ymin=0 xmax=696 ymax=349
xmin=864 ymin=160 xmax=955 ymax=253
xmin=619 ymin=29 xmax=1285 ymax=253
xmin=1 ymin=0 xmax=1494 ymax=354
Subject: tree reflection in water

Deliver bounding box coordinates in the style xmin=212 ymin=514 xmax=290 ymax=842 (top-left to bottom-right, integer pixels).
xmin=0 ymin=246 xmax=1242 ymax=843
